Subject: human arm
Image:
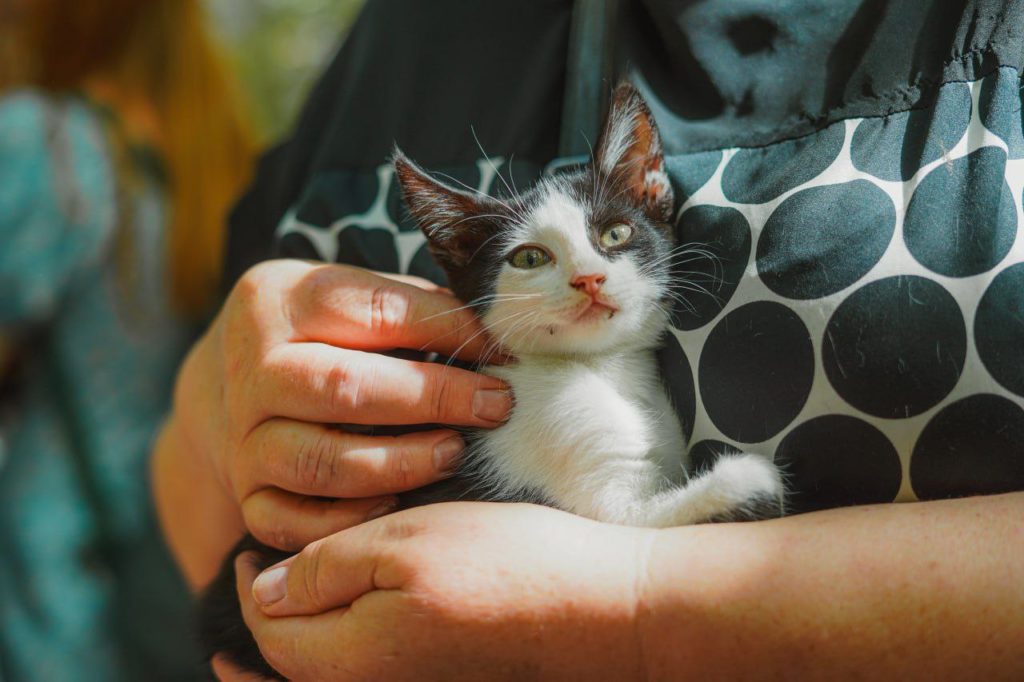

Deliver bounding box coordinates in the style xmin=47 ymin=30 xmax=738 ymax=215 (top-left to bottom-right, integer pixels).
xmin=151 ymin=259 xmax=512 ymax=590
xmin=637 ymin=490 xmax=1024 ymax=680
xmin=233 ymin=493 xmax=1024 ymax=681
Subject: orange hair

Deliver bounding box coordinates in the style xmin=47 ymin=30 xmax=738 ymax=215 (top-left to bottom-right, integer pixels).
xmin=9 ymin=0 xmax=256 ymax=317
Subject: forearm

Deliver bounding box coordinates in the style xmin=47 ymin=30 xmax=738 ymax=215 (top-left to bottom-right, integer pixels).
xmin=638 ymin=493 xmax=1024 ymax=680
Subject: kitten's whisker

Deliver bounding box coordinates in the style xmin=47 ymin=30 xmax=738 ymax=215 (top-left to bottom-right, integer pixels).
xmin=507 ymin=154 xmax=520 ymax=196
xmin=435 ymin=171 xmax=529 ymax=225
xmin=664 ymin=282 xmax=725 ymax=306
xmin=639 ymin=242 xmax=722 ymax=269
xmin=658 ymin=292 xmax=697 ymax=315
xmin=664 ymin=271 xmax=724 ymax=285
xmin=471 ymin=125 xmax=516 ymax=201
xmin=582 ymin=134 xmax=598 ymax=204
xmin=466 ymin=231 xmax=508 ymax=265
xmin=447 ymin=213 xmax=511 ymax=228
xmin=663 ymin=279 xmax=722 ymax=297
xmin=418 ymin=293 xmax=542 ymax=323
xmin=492 ymin=307 xmax=537 ymax=342
xmin=496 ymin=311 xmax=543 ymax=359
xmin=444 ymin=307 xmax=536 ymax=366
xmin=638 ymin=246 xmax=727 ymax=286
xmin=442 ymin=323 xmax=502 ymax=367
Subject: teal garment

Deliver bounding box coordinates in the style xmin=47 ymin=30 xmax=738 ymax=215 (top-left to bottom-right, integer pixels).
xmin=0 ymin=91 xmax=201 ymax=681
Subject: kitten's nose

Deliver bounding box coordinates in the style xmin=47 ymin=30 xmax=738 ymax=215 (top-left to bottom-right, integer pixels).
xmin=570 ymin=273 xmax=607 ymax=297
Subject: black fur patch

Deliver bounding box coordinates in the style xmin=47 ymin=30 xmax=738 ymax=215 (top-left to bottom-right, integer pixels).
xmin=198 ymin=536 xmax=289 ymax=680
xmin=705 ymin=493 xmax=786 ymax=523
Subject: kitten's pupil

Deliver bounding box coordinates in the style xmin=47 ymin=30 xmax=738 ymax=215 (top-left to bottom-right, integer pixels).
xmin=599 ymin=223 xmax=633 ymax=249
xmin=510 ymin=245 xmax=552 ymax=269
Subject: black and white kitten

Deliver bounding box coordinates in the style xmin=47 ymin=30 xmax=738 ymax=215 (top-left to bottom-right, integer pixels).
xmin=200 ymin=83 xmax=783 ymax=678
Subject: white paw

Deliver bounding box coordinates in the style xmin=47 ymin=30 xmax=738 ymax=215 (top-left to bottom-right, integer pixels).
xmin=701 ymin=454 xmax=784 ymax=521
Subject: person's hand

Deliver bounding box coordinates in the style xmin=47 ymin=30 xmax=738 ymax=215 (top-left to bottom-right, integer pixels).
xmin=233 ymin=502 xmax=651 ymax=681
xmin=168 ymin=260 xmax=512 ymax=558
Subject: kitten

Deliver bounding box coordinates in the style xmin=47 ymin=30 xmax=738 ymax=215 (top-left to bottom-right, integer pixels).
xmin=200 ymin=83 xmax=783 ymax=678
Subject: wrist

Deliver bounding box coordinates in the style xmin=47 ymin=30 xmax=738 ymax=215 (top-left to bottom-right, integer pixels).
xmin=153 ymin=405 xmax=244 ymax=591
xmin=534 ymin=521 xmax=659 ymax=681
xmin=172 ymin=324 xmax=228 ymax=490
xmin=633 ymin=521 xmax=781 ymax=679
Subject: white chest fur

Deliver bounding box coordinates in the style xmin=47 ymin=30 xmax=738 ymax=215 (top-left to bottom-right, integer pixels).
xmin=477 ymin=350 xmax=689 ymax=520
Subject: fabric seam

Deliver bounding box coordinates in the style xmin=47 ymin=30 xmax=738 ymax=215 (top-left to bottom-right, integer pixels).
xmin=679 ymin=45 xmax=1022 ymax=155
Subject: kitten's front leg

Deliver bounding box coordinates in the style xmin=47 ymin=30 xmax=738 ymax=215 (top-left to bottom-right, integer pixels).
xmin=590 ymin=454 xmax=784 ymax=528
xmin=650 ymin=454 xmax=784 ymax=526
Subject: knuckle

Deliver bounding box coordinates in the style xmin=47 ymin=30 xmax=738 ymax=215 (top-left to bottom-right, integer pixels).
xmin=324 ymin=359 xmax=358 ymax=415
xmin=232 ymin=263 xmax=269 ymax=305
xmin=300 ymin=265 xmax=346 ymax=319
xmin=427 ymin=370 xmax=456 ymax=422
xmin=368 ymin=285 xmax=412 ymax=337
xmin=384 ymin=444 xmax=416 ymax=489
xmin=248 ymin=514 xmax=292 ymax=550
xmin=229 ymin=261 xmax=283 ymax=321
xmin=243 ymin=495 xmax=301 ymax=551
xmin=227 ymin=259 xmax=307 ymax=341
xmin=294 ymin=430 xmax=343 ymax=491
xmin=300 ymin=541 xmax=330 ymax=610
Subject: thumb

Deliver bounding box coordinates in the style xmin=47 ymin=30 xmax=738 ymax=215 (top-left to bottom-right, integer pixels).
xmin=250 ymin=521 xmax=390 ymax=617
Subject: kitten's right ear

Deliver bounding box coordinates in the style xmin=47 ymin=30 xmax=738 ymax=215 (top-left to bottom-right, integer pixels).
xmin=594 ymin=82 xmax=673 ymax=223
xmin=392 ymin=147 xmax=495 ymax=267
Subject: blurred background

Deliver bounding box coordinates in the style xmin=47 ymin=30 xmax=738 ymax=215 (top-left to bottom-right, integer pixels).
xmin=206 ymin=0 xmax=364 ymax=143
xmin=0 ymin=1 xmax=363 ymax=679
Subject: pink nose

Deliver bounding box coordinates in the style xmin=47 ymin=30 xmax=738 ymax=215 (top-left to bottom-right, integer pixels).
xmin=570 ymin=273 xmax=607 ymax=296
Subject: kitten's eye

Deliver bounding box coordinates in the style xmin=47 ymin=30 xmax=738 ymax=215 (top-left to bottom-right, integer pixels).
xmin=599 ymin=223 xmax=633 ymax=249
xmin=509 ymin=245 xmax=552 ymax=269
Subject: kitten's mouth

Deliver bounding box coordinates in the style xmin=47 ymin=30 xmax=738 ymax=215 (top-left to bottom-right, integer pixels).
xmin=573 ymin=299 xmax=619 ymax=323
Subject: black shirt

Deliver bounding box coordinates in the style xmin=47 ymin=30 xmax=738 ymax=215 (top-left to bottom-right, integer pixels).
xmin=226 ymin=0 xmax=1024 ymax=513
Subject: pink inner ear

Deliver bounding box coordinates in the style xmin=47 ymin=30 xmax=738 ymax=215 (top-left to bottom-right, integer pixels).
xmin=597 ymin=88 xmax=673 ymax=221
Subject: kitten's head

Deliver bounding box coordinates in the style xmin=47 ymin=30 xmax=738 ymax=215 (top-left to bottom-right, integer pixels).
xmin=394 ymin=83 xmax=675 ymax=358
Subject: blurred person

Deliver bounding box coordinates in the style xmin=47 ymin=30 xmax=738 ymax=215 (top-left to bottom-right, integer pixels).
xmin=0 ymin=0 xmax=255 ymax=679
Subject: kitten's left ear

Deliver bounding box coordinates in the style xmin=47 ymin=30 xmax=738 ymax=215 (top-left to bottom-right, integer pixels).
xmin=392 ymin=147 xmax=496 ymax=268
xmin=594 ymin=82 xmax=674 ymax=223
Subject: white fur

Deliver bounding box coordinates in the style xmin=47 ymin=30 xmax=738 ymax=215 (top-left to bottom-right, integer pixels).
xmin=471 ymin=188 xmax=783 ymax=526
xmin=599 ymin=98 xmax=641 ymax=177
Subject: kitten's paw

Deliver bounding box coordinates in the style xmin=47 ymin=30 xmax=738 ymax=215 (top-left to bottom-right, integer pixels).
xmin=699 ymin=454 xmax=785 ymax=523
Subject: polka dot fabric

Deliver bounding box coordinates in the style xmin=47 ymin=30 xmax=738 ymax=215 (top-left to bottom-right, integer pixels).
xmin=274 ymin=67 xmax=1024 ymax=514
xmin=664 ymin=67 xmax=1024 ymax=513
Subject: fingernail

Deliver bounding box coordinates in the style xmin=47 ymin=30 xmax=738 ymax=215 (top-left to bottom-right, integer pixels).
xmin=473 ymin=389 xmax=512 ymax=423
xmin=367 ymin=498 xmax=397 ymax=520
xmin=253 ymin=565 xmax=288 ymax=606
xmin=433 ymin=436 xmax=464 ymax=473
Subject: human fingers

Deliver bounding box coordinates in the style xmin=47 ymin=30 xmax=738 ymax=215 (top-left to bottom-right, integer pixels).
xmin=236 ymin=420 xmax=464 ymax=500
xmin=236 ymin=552 xmax=361 ymax=681
xmin=286 ymin=264 xmax=497 ymax=361
xmin=256 ymin=342 xmax=512 ymax=427
xmin=241 ymin=488 xmax=396 ymax=552
xmin=247 ymin=521 xmax=399 ymax=617
xmin=234 ymin=553 xmax=310 ymax=681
